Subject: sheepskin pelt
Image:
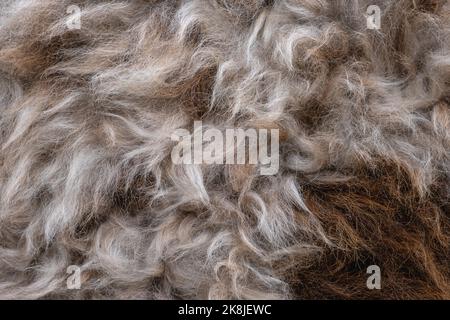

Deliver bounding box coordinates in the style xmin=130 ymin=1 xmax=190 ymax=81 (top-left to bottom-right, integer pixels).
xmin=0 ymin=0 xmax=449 ymax=300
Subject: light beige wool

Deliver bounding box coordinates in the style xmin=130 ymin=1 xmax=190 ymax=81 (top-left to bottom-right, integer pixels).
xmin=0 ymin=0 xmax=449 ymax=299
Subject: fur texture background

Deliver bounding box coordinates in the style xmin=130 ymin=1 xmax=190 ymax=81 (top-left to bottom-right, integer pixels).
xmin=0 ymin=0 xmax=449 ymax=299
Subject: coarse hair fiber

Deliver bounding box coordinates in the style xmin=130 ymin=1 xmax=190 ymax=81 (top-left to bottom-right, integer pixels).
xmin=0 ymin=0 xmax=449 ymax=299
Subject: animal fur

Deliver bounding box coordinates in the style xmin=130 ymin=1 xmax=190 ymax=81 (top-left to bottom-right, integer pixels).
xmin=0 ymin=0 xmax=449 ymax=299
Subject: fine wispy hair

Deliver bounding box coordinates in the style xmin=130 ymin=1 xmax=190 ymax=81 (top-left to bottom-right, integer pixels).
xmin=0 ymin=0 xmax=449 ymax=299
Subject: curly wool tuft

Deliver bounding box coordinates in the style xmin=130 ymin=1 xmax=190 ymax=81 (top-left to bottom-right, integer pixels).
xmin=0 ymin=0 xmax=449 ymax=299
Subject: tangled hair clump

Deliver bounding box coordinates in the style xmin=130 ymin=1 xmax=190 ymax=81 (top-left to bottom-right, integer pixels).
xmin=0 ymin=0 xmax=449 ymax=299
